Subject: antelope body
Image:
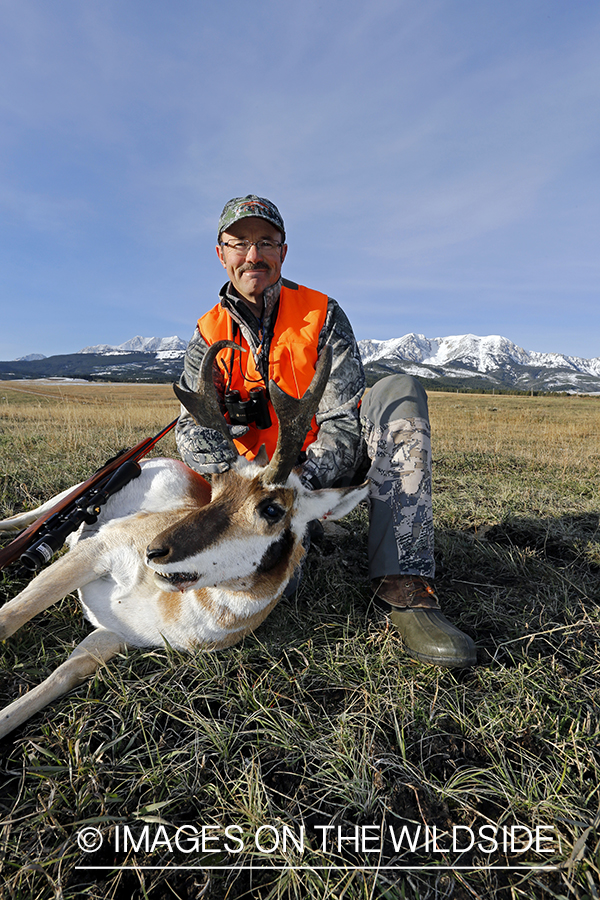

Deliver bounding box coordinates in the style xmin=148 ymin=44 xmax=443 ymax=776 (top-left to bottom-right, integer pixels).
xmin=0 ymin=343 xmax=368 ymax=740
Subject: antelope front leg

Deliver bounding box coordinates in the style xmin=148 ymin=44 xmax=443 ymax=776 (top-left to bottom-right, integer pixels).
xmin=0 ymin=543 xmax=102 ymax=640
xmin=0 ymin=628 xmax=126 ymax=740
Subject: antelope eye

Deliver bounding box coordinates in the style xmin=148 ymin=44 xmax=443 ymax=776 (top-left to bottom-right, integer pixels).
xmin=258 ymin=499 xmax=285 ymax=523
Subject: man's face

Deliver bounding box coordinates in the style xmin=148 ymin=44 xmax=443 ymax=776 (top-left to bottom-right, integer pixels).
xmin=216 ymin=217 xmax=287 ymax=306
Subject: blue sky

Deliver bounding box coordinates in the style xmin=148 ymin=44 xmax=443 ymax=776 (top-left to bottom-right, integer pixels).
xmin=1 ymin=0 xmax=599 ymax=361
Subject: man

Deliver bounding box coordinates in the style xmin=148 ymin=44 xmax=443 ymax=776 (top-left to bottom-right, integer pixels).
xmin=176 ymin=195 xmax=476 ymax=668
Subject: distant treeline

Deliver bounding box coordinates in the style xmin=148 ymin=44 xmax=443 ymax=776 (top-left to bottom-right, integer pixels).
xmin=364 ymin=369 xmax=598 ymax=398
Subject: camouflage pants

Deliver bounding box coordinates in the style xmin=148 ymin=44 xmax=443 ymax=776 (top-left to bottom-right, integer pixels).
xmin=360 ymin=375 xmax=435 ymax=580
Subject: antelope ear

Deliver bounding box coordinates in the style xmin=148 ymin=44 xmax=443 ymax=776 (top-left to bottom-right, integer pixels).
xmin=254 ymin=445 xmax=270 ymax=467
xmin=296 ymin=482 xmax=369 ymax=526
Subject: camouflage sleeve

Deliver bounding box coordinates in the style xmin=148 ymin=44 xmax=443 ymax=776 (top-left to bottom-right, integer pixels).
xmin=299 ymin=298 xmax=366 ymax=489
xmin=175 ymin=327 xmax=239 ymax=474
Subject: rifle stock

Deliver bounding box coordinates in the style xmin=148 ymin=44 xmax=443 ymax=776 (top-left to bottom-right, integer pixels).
xmin=0 ymin=419 xmax=179 ymax=572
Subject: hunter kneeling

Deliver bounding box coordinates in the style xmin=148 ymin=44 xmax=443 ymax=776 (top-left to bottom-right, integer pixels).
xmin=176 ymin=195 xmax=477 ymax=669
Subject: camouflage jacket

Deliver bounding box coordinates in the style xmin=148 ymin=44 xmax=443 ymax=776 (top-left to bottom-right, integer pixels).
xmin=175 ymin=277 xmax=366 ymax=489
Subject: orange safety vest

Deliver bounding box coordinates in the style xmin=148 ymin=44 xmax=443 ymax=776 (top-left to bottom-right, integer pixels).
xmin=198 ymin=281 xmax=329 ymax=460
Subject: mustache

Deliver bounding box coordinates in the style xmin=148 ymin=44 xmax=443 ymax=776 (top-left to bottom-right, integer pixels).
xmin=239 ymin=262 xmax=269 ymax=273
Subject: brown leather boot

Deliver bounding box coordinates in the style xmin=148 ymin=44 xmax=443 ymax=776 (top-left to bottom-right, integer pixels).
xmin=372 ymin=575 xmax=477 ymax=668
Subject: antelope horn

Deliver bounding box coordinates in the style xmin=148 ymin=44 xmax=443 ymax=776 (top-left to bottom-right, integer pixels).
xmin=262 ymin=344 xmax=333 ymax=485
xmin=173 ymin=340 xmax=242 ymax=455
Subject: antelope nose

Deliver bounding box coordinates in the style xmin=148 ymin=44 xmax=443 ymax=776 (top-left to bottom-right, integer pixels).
xmin=146 ymin=545 xmax=169 ymax=562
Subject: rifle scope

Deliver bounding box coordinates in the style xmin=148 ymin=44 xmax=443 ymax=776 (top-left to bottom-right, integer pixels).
xmin=19 ymin=459 xmax=142 ymax=572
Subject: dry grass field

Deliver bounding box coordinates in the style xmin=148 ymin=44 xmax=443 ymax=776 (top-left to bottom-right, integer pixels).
xmin=0 ymin=380 xmax=599 ymax=900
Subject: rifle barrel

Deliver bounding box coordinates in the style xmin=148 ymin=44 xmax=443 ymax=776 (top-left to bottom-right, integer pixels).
xmin=0 ymin=418 xmax=178 ymax=571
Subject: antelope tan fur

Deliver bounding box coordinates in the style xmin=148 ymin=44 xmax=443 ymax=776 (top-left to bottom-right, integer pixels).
xmin=0 ymin=342 xmax=368 ymax=740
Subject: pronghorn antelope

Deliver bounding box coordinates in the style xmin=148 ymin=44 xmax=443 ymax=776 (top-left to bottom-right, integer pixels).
xmin=0 ymin=341 xmax=368 ymax=740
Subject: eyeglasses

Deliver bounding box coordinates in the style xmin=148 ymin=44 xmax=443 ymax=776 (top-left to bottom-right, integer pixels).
xmin=220 ymin=239 xmax=284 ymax=255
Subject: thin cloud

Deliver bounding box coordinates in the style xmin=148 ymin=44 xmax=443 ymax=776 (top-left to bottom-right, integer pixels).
xmin=0 ymin=0 xmax=599 ymax=359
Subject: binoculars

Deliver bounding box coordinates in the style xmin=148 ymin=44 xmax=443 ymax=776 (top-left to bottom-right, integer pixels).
xmin=224 ymin=386 xmax=272 ymax=430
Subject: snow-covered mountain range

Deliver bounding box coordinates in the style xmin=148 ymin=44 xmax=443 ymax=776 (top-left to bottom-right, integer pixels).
xmin=359 ymin=333 xmax=600 ymax=373
xmin=3 ymin=333 xmax=600 ymax=392
xmin=2 ymin=336 xmax=189 ymax=383
xmin=78 ymin=335 xmax=187 ymax=358
xmin=358 ymin=333 xmax=600 ymax=392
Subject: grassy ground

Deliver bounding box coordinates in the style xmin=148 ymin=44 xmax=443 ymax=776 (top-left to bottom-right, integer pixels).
xmin=0 ymin=382 xmax=599 ymax=900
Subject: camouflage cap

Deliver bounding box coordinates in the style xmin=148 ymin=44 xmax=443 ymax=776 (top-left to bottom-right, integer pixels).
xmin=218 ymin=195 xmax=285 ymax=240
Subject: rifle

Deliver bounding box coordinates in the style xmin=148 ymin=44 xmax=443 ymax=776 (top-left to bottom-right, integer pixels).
xmin=0 ymin=419 xmax=179 ymax=573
